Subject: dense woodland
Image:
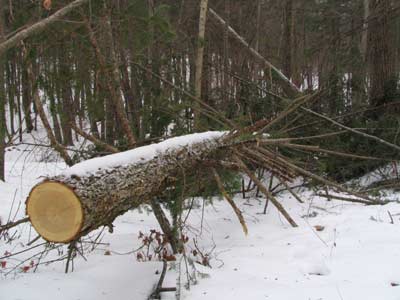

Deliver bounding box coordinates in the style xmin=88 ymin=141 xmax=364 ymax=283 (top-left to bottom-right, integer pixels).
xmin=1 ymin=0 xmax=400 ymax=183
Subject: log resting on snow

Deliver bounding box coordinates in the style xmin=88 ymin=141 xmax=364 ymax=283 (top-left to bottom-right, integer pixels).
xmin=26 ymin=132 xmax=229 ymax=243
xmin=25 ymin=129 xmax=377 ymax=243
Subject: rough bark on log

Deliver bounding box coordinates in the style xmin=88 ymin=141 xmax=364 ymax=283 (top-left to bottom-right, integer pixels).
xmin=26 ymin=132 xmax=227 ymax=243
xmin=26 ymin=129 xmax=375 ymax=244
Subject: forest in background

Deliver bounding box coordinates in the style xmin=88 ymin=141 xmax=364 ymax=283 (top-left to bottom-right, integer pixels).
xmin=0 ymin=0 xmax=400 ymax=184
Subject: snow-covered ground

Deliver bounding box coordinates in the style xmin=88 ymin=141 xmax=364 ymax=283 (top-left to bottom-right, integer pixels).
xmin=1 ymin=136 xmax=400 ymax=300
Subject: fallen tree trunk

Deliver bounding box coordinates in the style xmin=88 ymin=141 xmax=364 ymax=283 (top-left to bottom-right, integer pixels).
xmin=26 ymin=132 xmax=226 ymax=243
xmin=26 ymin=127 xmax=381 ymax=244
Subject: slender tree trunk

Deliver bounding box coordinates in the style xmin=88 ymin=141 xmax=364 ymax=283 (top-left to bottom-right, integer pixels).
xmin=59 ymin=46 xmax=74 ymax=146
xmin=194 ymin=0 xmax=209 ymax=131
xmin=0 ymin=0 xmax=6 ymax=181
xmin=6 ymin=59 xmax=15 ymax=135
xmin=49 ymin=91 xmax=63 ymax=144
xmin=102 ymin=10 xmax=136 ymax=147
xmin=222 ymin=0 xmax=230 ymax=113
xmin=361 ymin=0 xmax=370 ymax=61
xmin=282 ymin=0 xmax=293 ymax=79
xmin=16 ymin=57 xmax=22 ymax=141
xmin=367 ymin=0 xmax=397 ymax=117
xmin=350 ymin=2 xmax=367 ymax=109
xmin=255 ymin=0 xmax=262 ymax=53
xmin=23 ymin=45 xmax=73 ymax=166
xmin=21 ymin=58 xmax=34 ymax=133
xmin=85 ymin=13 xmax=136 ymax=147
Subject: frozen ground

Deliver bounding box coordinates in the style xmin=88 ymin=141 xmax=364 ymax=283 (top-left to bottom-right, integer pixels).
xmin=1 ymin=136 xmax=400 ymax=300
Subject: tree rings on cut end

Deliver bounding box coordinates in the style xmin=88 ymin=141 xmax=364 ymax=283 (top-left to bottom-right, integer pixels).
xmin=26 ymin=182 xmax=83 ymax=243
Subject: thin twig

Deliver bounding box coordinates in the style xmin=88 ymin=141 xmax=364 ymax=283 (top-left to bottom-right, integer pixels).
xmin=70 ymin=122 xmax=119 ymax=153
xmin=65 ymin=240 xmax=77 ymax=273
xmin=315 ymin=193 xmax=385 ymax=205
xmin=278 ymin=179 xmax=304 ymax=204
xmin=271 ymin=151 xmax=380 ymax=203
xmin=259 ymin=92 xmax=318 ymax=134
xmin=149 ymin=260 xmax=170 ymax=299
xmin=280 ymin=143 xmax=393 ymax=161
xmin=0 ymin=217 xmax=29 ymax=234
xmin=0 ymin=242 xmax=47 ymax=260
xmin=27 ymin=235 xmax=41 ymax=246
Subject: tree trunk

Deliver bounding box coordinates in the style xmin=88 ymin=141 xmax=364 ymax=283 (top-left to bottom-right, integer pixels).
xmin=21 ymin=59 xmax=34 ymax=133
xmin=26 ymin=132 xmax=225 ymax=243
xmin=59 ymin=46 xmax=74 ymax=146
xmin=194 ymin=0 xmax=209 ymax=131
xmin=361 ymin=0 xmax=370 ymax=61
xmin=24 ymin=45 xmax=73 ymax=167
xmin=367 ymin=0 xmax=397 ymax=117
xmin=6 ymin=58 xmax=15 ymax=135
xmin=85 ymin=13 xmax=136 ymax=147
xmin=48 ymin=83 xmax=63 ymax=144
xmin=0 ymin=0 xmax=5 ymax=181
xmin=282 ymin=0 xmax=293 ymax=79
xmin=102 ymin=10 xmax=136 ymax=147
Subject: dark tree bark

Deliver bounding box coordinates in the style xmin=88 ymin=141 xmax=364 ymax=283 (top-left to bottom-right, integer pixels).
xmin=282 ymin=0 xmax=293 ymax=79
xmin=24 ymin=45 xmax=73 ymax=167
xmin=59 ymin=46 xmax=74 ymax=146
xmin=0 ymin=0 xmax=5 ymax=181
xmin=367 ymin=0 xmax=397 ymax=117
xmin=21 ymin=59 xmax=34 ymax=133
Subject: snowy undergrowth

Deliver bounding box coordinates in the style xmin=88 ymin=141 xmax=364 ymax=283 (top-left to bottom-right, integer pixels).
xmin=1 ymin=136 xmax=400 ymax=299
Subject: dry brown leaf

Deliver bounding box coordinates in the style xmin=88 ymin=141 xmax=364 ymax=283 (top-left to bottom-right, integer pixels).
xmin=314 ymin=225 xmax=325 ymax=232
xmin=43 ymin=0 xmax=52 ymax=10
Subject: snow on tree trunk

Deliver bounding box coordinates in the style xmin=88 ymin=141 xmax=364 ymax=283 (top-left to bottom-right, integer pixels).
xmin=26 ymin=132 xmax=226 ymax=243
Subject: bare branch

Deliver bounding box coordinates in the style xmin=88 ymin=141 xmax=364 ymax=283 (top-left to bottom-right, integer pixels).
xmin=234 ymin=154 xmax=298 ymax=227
xmin=208 ymin=8 xmax=301 ymax=98
xmin=0 ymin=0 xmax=90 ymax=56
xmin=212 ymin=168 xmax=248 ymax=235
xmin=303 ymin=107 xmax=400 ymax=153
xmin=0 ymin=217 xmax=29 ymax=234
xmin=70 ymin=123 xmax=119 ymax=154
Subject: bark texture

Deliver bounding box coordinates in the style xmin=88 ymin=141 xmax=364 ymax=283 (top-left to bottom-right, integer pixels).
xmin=194 ymin=0 xmax=209 ymax=131
xmin=25 ymin=127 xmax=380 ymax=244
xmin=367 ymin=0 xmax=397 ymax=114
xmin=27 ymin=136 xmax=225 ymax=243
xmin=0 ymin=0 xmax=5 ymax=181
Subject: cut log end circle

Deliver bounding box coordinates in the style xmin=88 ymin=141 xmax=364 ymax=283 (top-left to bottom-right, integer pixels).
xmin=26 ymin=182 xmax=83 ymax=243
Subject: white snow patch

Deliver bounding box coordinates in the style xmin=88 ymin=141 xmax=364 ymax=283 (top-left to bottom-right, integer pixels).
xmin=0 ymin=257 xmax=160 ymax=300
xmin=2 ymin=131 xmax=400 ymax=300
xmin=349 ymin=162 xmax=400 ymax=188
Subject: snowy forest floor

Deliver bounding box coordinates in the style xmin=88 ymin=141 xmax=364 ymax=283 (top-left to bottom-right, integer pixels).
xmin=1 ymin=133 xmax=400 ymax=300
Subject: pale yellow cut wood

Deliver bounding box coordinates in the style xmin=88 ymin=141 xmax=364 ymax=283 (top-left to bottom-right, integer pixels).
xmin=26 ymin=182 xmax=83 ymax=243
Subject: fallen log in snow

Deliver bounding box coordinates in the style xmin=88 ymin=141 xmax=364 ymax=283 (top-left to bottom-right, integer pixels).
xmin=26 ymin=132 xmax=227 ymax=243
xmin=25 ymin=126 xmax=381 ymax=244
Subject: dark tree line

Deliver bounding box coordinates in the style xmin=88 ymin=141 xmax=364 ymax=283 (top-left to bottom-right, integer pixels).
xmin=0 ymin=0 xmax=399 ymax=181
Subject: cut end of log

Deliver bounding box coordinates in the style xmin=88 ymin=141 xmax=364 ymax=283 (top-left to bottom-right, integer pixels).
xmin=26 ymin=182 xmax=83 ymax=243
